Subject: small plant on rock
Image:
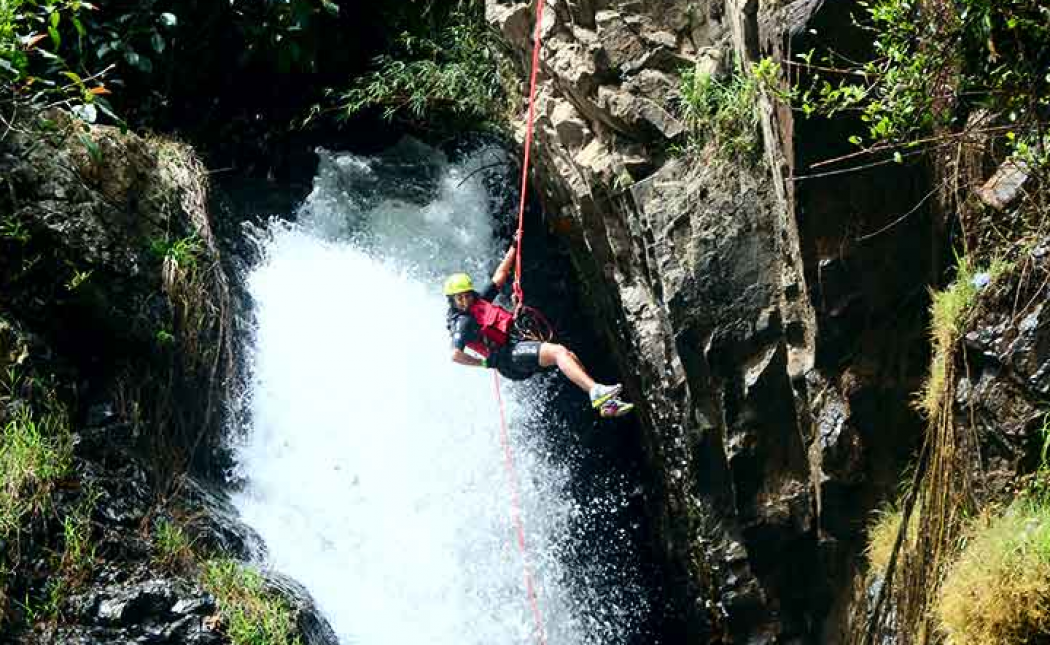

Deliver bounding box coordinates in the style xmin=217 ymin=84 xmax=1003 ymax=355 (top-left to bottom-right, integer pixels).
xmin=201 ymin=558 xmax=302 ymax=645
xmin=0 ymin=406 xmax=72 ymax=540
xmin=679 ymin=61 xmax=762 ymax=164
xmin=152 ymin=516 xmax=196 ymax=572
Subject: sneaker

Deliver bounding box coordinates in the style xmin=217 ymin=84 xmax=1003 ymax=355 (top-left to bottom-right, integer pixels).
xmin=589 ymin=383 xmax=623 ymax=409
xmin=599 ymin=398 xmax=635 ymax=418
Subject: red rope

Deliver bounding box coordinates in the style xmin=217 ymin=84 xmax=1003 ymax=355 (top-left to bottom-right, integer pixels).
xmin=493 ymin=372 xmax=548 ymax=645
xmin=494 ymin=2 xmax=548 ymax=643
xmin=511 ymin=0 xmax=547 ymax=316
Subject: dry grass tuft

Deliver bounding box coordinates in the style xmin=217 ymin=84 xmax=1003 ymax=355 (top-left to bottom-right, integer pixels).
xmin=917 ymin=255 xmax=1010 ymax=418
xmin=866 ymin=503 xmax=920 ymax=576
xmin=936 ymin=498 xmax=1050 ymax=645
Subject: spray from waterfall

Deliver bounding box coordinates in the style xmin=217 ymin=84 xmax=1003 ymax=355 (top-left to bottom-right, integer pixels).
xmin=230 ymin=141 xmax=649 ymax=644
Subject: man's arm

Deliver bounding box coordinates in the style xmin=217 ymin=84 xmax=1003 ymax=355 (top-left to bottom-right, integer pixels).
xmin=490 ymin=238 xmax=518 ymax=289
xmin=449 ymin=315 xmax=487 ymax=367
xmin=451 ymin=348 xmax=487 ymax=367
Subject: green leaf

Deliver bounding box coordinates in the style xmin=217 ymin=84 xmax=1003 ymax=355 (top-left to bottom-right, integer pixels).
xmin=93 ymin=96 xmax=120 ymax=122
xmin=77 ymin=133 xmax=102 ymax=162
xmin=151 ymin=33 xmax=165 ymax=54
xmin=893 ymin=151 xmax=903 ymax=164
xmin=159 ymin=13 xmax=177 ymax=28
xmin=125 ymin=50 xmax=153 ymax=73
xmin=849 ymin=135 xmax=862 ymax=145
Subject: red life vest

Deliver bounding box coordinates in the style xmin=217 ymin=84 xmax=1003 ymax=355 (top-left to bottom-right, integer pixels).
xmin=466 ymin=298 xmax=514 ymax=357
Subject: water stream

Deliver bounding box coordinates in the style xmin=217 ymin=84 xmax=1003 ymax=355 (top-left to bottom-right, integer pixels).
xmin=229 ymin=141 xmax=649 ymax=644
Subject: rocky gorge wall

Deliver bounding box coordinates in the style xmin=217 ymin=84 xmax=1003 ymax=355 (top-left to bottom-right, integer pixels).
xmin=488 ymin=0 xmax=944 ymax=641
xmin=0 ymin=118 xmax=334 ymax=644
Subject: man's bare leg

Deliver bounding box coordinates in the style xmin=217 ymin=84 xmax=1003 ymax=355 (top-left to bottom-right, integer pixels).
xmin=538 ymin=342 xmax=595 ymax=393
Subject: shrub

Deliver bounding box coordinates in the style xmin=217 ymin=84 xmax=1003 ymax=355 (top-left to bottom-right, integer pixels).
xmin=201 ymin=559 xmax=301 ymax=645
xmin=790 ymin=0 xmax=1049 ymax=160
xmin=335 ymin=8 xmax=513 ymax=127
xmin=936 ymin=498 xmax=1050 ymax=644
xmin=679 ymin=63 xmax=761 ymax=164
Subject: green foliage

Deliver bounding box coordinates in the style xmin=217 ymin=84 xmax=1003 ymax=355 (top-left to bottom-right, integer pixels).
xmin=678 ymin=62 xmax=762 ymax=164
xmin=37 ymin=494 xmax=98 ymax=620
xmin=153 ymin=517 xmax=195 ymax=572
xmin=76 ymin=0 xmax=179 ymax=78
xmin=335 ymin=8 xmax=512 ymax=126
xmin=230 ymin=0 xmax=338 ymax=74
xmin=202 ymin=559 xmax=302 ymax=645
xmin=919 ymin=254 xmax=1011 ymax=417
xmin=0 ymin=405 xmax=72 ymax=542
xmin=0 ymin=218 xmax=31 ymax=245
xmin=150 ymin=234 xmax=202 ymax=270
xmin=936 ymin=497 xmax=1050 ymax=644
xmin=0 ymin=0 xmax=119 ymax=126
xmin=789 ymin=0 xmax=1049 ymax=158
xmin=64 ymin=267 xmax=92 ymax=291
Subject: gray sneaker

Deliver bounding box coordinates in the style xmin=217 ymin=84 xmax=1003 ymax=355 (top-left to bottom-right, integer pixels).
xmin=589 ymin=383 xmax=623 ymax=409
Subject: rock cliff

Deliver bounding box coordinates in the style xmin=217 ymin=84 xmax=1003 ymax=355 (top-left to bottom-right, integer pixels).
xmin=0 ymin=118 xmax=334 ymax=644
xmin=489 ymin=0 xmax=943 ymax=641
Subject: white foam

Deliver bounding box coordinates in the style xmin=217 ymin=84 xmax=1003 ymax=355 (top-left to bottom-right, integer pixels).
xmin=230 ymin=144 xmax=644 ymax=644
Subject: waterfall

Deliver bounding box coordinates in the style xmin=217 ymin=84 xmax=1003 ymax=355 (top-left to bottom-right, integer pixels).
xmin=230 ymin=141 xmax=648 ymax=644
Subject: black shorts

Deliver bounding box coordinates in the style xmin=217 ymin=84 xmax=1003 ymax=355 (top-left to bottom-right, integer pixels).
xmin=493 ymin=341 xmax=544 ymax=381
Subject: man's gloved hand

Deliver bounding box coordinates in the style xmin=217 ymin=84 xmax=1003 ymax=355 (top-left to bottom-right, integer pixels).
xmin=482 ymin=352 xmax=501 ymax=369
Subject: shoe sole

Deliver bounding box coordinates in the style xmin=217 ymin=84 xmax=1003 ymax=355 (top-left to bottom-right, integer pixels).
xmin=600 ymin=401 xmax=634 ymax=418
xmin=590 ymin=384 xmax=624 ymax=409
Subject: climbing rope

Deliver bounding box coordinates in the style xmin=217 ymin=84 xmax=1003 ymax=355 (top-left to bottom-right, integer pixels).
xmin=510 ymin=0 xmax=547 ymax=316
xmin=493 ymin=371 xmax=548 ymax=645
xmin=496 ymin=0 xmax=549 ymax=643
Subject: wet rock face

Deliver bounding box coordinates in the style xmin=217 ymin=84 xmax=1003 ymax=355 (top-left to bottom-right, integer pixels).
xmin=51 ymin=578 xmax=221 ymax=645
xmin=492 ymin=0 xmax=931 ymax=641
xmin=959 ymin=240 xmax=1050 ymax=498
xmin=0 ymin=119 xmax=332 ymax=645
xmin=490 ymin=0 xmax=816 ymax=639
xmin=0 ymin=113 xmax=234 ymax=480
xmin=0 ymin=114 xmax=194 ymax=351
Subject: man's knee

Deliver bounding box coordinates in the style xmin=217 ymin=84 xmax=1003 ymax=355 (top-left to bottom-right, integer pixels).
xmin=540 ymin=342 xmax=569 ymax=367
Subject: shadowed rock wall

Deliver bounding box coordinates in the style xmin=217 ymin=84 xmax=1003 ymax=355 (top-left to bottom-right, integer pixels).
xmin=489 ymin=0 xmax=934 ymax=641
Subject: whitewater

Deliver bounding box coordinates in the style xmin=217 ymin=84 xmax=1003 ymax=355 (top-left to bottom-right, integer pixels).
xmin=230 ymin=141 xmax=647 ymax=644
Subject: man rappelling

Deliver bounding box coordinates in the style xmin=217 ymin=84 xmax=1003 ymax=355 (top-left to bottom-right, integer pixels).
xmin=444 ymin=239 xmax=634 ymax=418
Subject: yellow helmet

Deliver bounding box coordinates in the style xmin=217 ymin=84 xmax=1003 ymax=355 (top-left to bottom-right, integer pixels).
xmin=443 ymin=273 xmax=474 ymax=296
